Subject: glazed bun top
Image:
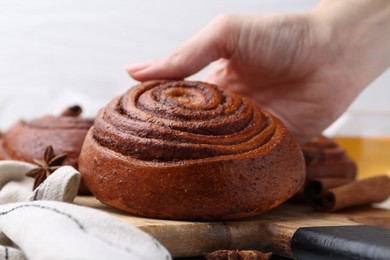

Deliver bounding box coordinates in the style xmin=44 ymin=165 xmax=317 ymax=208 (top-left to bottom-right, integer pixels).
xmin=93 ymin=80 xmax=282 ymax=163
xmin=0 ymin=105 xmax=93 ymax=168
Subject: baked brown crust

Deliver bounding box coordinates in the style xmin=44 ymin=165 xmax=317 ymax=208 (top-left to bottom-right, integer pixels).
xmin=0 ymin=107 xmax=93 ymax=193
xmin=302 ymin=135 xmax=357 ymax=180
xmin=0 ymin=116 xmax=92 ymax=167
xmin=79 ymin=80 xmax=305 ymax=220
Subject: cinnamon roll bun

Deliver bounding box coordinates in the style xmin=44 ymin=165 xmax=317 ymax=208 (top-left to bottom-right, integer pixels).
xmin=302 ymin=135 xmax=357 ymax=180
xmin=79 ymin=81 xmax=305 ymax=220
xmin=0 ymin=106 xmax=93 ymax=194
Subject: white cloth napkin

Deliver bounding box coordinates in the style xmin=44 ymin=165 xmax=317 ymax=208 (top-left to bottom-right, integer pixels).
xmin=0 ymin=160 xmax=171 ymax=260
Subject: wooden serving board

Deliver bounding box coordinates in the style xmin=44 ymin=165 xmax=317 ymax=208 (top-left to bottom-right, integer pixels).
xmin=75 ymin=196 xmax=390 ymax=258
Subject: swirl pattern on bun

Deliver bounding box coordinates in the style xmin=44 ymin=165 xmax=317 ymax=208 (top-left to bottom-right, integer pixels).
xmin=79 ymin=80 xmax=305 ymax=220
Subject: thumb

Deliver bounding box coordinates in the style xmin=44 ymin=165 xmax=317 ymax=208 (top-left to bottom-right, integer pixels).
xmin=126 ymin=15 xmax=240 ymax=81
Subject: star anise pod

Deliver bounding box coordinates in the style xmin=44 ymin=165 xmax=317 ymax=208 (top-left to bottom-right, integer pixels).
xmin=25 ymin=145 xmax=67 ymax=190
xmin=60 ymin=105 xmax=82 ymax=117
xmin=205 ymin=250 xmax=272 ymax=260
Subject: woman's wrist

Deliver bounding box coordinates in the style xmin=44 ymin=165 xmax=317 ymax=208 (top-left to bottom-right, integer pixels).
xmin=313 ymin=0 xmax=390 ymax=91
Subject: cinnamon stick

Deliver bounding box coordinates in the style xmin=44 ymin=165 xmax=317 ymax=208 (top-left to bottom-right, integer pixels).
xmin=205 ymin=250 xmax=272 ymax=260
xmin=305 ymin=175 xmax=390 ymax=212
xmin=305 ymin=178 xmax=353 ymax=199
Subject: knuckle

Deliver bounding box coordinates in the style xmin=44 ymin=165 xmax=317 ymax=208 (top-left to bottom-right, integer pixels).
xmin=208 ymin=14 xmax=241 ymax=57
xmin=210 ymin=14 xmax=238 ymax=33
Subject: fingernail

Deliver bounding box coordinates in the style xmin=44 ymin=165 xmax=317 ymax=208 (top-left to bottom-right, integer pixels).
xmin=125 ymin=61 xmax=153 ymax=74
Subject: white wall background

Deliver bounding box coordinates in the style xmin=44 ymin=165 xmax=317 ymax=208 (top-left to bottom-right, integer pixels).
xmin=0 ymin=0 xmax=389 ymax=134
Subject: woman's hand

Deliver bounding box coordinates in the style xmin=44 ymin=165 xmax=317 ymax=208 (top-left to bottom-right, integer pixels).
xmin=127 ymin=0 xmax=390 ymax=143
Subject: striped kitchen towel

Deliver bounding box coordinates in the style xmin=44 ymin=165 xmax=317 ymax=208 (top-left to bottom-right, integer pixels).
xmin=0 ymin=160 xmax=171 ymax=260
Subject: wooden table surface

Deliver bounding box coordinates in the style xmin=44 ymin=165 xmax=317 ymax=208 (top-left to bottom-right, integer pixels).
xmin=74 ymin=137 xmax=390 ymax=258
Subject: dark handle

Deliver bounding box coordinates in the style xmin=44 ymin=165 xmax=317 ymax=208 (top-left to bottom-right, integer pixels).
xmin=291 ymin=225 xmax=390 ymax=260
